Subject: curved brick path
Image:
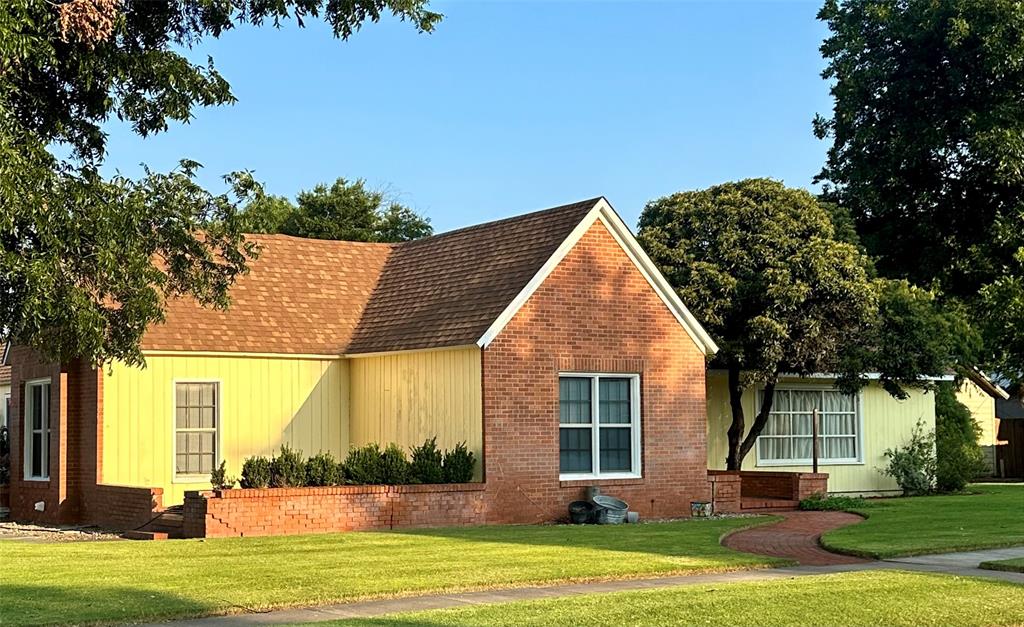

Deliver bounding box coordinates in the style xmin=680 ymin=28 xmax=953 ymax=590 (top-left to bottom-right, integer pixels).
xmin=723 ymin=511 xmax=871 ymax=566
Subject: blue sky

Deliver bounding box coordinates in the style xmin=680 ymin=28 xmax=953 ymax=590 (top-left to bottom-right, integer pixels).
xmin=101 ymin=1 xmax=833 ymax=233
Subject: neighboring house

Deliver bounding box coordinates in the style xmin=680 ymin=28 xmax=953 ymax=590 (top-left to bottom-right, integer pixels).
xmin=707 ymin=373 xmax=949 ymax=496
xmin=957 ymin=370 xmax=1009 ymax=476
xmin=7 ymin=198 xmax=722 ymax=527
xmin=995 ymin=395 xmax=1024 ymax=478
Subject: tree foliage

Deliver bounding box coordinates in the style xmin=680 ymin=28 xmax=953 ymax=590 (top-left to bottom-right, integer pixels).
xmin=240 ymin=178 xmax=432 ymax=242
xmin=815 ymin=0 xmax=1024 ymax=376
xmin=639 ymin=179 xmax=877 ymax=468
xmin=0 ymin=0 xmax=440 ymax=365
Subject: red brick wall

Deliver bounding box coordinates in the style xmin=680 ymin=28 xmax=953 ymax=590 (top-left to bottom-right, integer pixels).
xmin=183 ymin=484 xmax=486 ymax=538
xmin=7 ymin=345 xmax=161 ymax=529
xmin=707 ymin=471 xmax=741 ymax=513
xmin=481 ymin=220 xmax=710 ymax=523
xmin=737 ymin=471 xmax=829 ymax=501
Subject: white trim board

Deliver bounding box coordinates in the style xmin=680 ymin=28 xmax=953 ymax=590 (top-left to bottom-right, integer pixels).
xmin=475 ymin=198 xmax=719 ymax=356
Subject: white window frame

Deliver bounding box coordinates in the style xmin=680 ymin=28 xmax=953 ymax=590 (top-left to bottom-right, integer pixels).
xmin=755 ymin=385 xmax=865 ymax=467
xmin=558 ymin=373 xmax=642 ymax=481
xmin=171 ymin=380 xmax=222 ymax=482
xmin=2 ymin=391 xmax=10 ymax=429
xmin=23 ymin=378 xmax=51 ymax=481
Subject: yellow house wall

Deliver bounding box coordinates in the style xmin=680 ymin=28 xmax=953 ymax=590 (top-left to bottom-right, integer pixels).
xmin=349 ymin=347 xmax=483 ymax=479
xmin=103 ymin=354 xmax=348 ymax=505
xmin=707 ymin=373 xmax=937 ymax=495
xmin=956 ymin=379 xmax=999 ymax=474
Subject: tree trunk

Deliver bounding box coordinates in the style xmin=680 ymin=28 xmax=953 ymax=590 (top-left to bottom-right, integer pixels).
xmin=725 ymin=364 xmax=745 ymax=470
xmin=725 ymin=367 xmax=779 ymax=470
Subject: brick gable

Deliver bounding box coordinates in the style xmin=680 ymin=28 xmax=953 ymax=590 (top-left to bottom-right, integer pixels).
xmin=481 ymin=219 xmax=709 ymax=522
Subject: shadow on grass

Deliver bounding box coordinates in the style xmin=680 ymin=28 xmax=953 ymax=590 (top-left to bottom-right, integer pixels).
xmin=0 ymin=583 xmax=214 ymax=627
xmin=388 ymin=517 xmax=783 ymax=564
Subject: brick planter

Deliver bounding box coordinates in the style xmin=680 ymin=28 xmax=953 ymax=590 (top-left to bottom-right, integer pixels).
xmin=183 ymin=483 xmax=487 ymax=538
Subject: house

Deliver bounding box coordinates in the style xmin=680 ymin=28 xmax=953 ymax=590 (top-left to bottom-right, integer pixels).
xmin=706 ymin=372 xmax=950 ymax=496
xmin=6 ymin=198 xmax=724 ymax=531
xmin=957 ymin=370 xmax=1010 ymax=476
xmin=995 ymin=395 xmax=1024 ymax=478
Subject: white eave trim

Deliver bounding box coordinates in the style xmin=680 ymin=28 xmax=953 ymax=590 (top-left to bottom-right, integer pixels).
xmin=475 ymin=198 xmax=719 ymax=356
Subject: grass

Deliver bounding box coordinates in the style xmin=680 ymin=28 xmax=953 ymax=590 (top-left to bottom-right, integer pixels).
xmin=980 ymin=557 xmax=1024 ymax=573
xmin=0 ymin=517 xmax=784 ymax=626
xmin=821 ymin=483 xmax=1024 ymax=559
xmin=312 ymin=570 xmax=1024 ymax=627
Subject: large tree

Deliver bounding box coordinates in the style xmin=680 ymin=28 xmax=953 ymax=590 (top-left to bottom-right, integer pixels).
xmin=0 ymin=0 xmax=440 ymax=366
xmin=814 ymin=0 xmax=1024 ymax=376
xmin=639 ymin=179 xmax=878 ymax=469
xmin=241 ymin=178 xmax=432 ymax=242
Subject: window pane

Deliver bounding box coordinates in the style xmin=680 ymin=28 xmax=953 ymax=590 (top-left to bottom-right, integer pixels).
xmin=176 ymin=454 xmax=188 ymax=475
xmin=599 ymin=427 xmax=632 ymax=472
xmin=31 ymin=433 xmax=42 ymax=477
xmin=759 ymin=437 xmax=791 ymax=461
xmin=793 ymin=436 xmax=813 ymax=459
xmin=200 ymin=453 xmax=214 ymax=474
xmin=599 ymin=379 xmax=631 ymax=424
xmin=764 ymin=414 xmax=789 ymax=435
xmin=826 ymin=436 xmax=857 ymax=459
xmin=559 ymin=377 xmax=592 ymax=425
xmin=175 ymin=407 xmax=187 ymax=429
xmin=559 ymin=427 xmax=592 ymax=472
xmin=791 ymin=390 xmax=820 ymax=413
xmin=768 ymin=389 xmax=791 ymax=412
xmin=792 ymin=413 xmax=812 ymax=436
xmin=823 ymin=391 xmax=854 ymax=413
xmin=200 ymin=407 xmax=216 ymax=429
xmin=822 ymin=413 xmax=855 ymax=436
xmin=200 ymin=432 xmax=215 ymax=455
xmin=31 ymin=384 xmax=43 ymax=430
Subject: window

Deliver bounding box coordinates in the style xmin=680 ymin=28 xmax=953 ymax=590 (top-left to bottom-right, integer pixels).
xmin=24 ymin=380 xmax=51 ymax=480
xmin=559 ymin=374 xmax=640 ymax=479
xmin=2 ymin=392 xmax=9 ymax=429
xmin=757 ymin=388 xmax=861 ymax=465
xmin=174 ymin=382 xmax=218 ymax=478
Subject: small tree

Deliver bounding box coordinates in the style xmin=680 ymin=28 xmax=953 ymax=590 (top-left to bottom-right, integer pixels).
xmin=639 ymin=179 xmax=876 ymax=469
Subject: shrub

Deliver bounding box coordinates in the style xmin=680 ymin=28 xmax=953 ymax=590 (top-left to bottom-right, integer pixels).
xmin=442 ymin=441 xmax=476 ymax=483
xmin=799 ymin=493 xmax=866 ymax=511
xmin=935 ymin=382 xmax=988 ymax=492
xmin=270 ymin=444 xmax=306 ymax=487
xmin=305 ymin=451 xmax=341 ymax=486
xmin=409 ymin=437 xmax=444 ymax=484
xmin=344 ymin=443 xmax=383 ymax=484
xmin=881 ymin=420 xmax=936 ymax=495
xmin=240 ymin=455 xmax=271 ymax=489
xmin=210 ymin=460 xmax=236 ymax=490
xmin=379 ymin=443 xmax=410 ymax=484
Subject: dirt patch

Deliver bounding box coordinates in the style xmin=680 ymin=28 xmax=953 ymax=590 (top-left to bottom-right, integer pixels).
xmin=0 ymin=521 xmax=122 ymax=542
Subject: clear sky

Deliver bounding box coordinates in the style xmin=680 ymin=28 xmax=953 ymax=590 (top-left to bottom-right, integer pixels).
xmin=101 ymin=1 xmax=833 ymax=233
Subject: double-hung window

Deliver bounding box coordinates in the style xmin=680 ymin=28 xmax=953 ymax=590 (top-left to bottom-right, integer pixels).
xmin=24 ymin=379 xmax=51 ymax=480
xmin=559 ymin=374 xmax=640 ymax=479
xmin=174 ymin=382 xmax=219 ymax=479
xmin=757 ymin=387 xmax=861 ymax=465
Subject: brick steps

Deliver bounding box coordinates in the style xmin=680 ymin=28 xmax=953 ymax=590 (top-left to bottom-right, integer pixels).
xmin=132 ymin=506 xmax=185 ymax=540
xmin=122 ymin=530 xmax=169 ymax=541
xmin=740 ymin=497 xmax=800 ymax=511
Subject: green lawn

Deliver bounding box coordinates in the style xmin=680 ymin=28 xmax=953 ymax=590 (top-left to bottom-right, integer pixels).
xmin=316 ymin=570 xmax=1024 ymax=627
xmin=821 ymin=484 xmax=1024 ymax=559
xmin=980 ymin=557 xmax=1024 ymax=573
xmin=0 ymin=518 xmax=783 ymax=626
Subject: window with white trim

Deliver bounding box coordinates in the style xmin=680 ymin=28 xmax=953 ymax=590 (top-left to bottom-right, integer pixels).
xmin=757 ymin=388 xmax=860 ymax=464
xmin=24 ymin=380 xmax=51 ymax=480
xmin=559 ymin=375 xmax=640 ymax=479
xmin=174 ymin=382 xmax=218 ymax=478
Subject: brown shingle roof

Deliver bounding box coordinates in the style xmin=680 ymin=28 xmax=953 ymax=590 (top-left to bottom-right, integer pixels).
xmin=142 ymin=236 xmax=393 ymax=354
xmin=143 ymin=198 xmax=602 ymax=356
xmin=347 ymin=198 xmax=600 ymax=354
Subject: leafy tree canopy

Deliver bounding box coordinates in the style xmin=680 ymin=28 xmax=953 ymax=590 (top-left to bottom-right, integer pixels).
xmin=815 ymin=0 xmax=1024 ymax=376
xmin=0 ymin=0 xmax=440 ymax=366
xmin=241 ymin=178 xmax=432 ymax=242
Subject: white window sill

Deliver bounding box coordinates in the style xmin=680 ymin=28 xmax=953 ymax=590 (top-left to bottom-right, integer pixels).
xmin=172 ymin=476 xmax=212 ymax=484
xmin=23 ymin=476 xmax=49 ymax=482
xmin=559 ymin=472 xmax=642 ymax=482
xmin=755 ymin=459 xmax=864 ymax=468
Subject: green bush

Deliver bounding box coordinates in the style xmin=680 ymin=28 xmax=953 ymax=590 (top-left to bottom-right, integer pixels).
xmin=209 ymin=460 xmax=236 ymax=490
xmin=799 ymin=493 xmax=867 ymax=511
xmin=935 ymin=382 xmax=988 ymax=492
xmin=344 ymin=443 xmax=383 ymax=484
xmin=409 ymin=437 xmax=444 ymax=484
xmin=442 ymin=441 xmax=476 ymax=483
xmin=882 ymin=420 xmax=936 ymax=495
xmin=305 ymin=451 xmax=341 ymax=486
xmin=270 ymin=444 xmax=306 ymax=487
xmin=240 ymin=456 xmax=271 ymax=489
xmin=380 ymin=443 xmax=410 ymax=484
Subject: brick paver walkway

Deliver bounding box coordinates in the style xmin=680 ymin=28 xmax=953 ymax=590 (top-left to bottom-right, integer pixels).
xmin=723 ymin=511 xmax=870 ymax=566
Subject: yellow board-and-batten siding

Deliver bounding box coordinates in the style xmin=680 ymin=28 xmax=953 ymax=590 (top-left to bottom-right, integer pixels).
xmin=349 ymin=346 xmax=483 ymax=481
xmin=706 ymin=372 xmax=937 ymax=495
xmin=956 ymin=378 xmax=999 ymax=474
xmin=102 ymin=347 xmax=484 ymax=504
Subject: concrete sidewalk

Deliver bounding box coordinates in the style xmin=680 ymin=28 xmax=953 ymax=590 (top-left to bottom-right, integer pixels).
xmin=143 ymin=549 xmax=1024 ymax=626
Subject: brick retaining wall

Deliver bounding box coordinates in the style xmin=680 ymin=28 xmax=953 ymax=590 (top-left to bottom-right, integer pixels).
xmin=734 ymin=470 xmax=829 ymax=501
xmin=183 ymin=483 xmax=486 ymax=538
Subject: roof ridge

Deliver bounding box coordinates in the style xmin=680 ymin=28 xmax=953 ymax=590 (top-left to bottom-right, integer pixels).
xmin=394 ymin=197 xmax=604 ymax=249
